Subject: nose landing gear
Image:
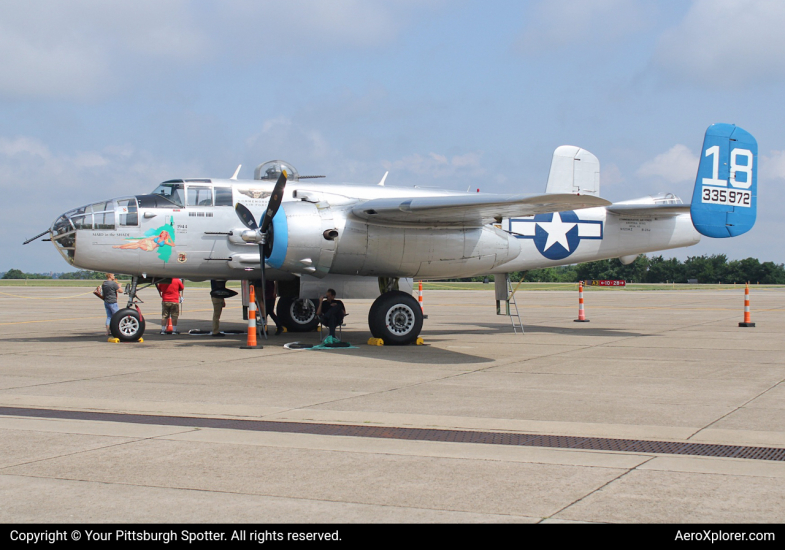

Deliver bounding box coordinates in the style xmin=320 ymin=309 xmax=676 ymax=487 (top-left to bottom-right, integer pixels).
xmin=109 ymin=276 xmax=146 ymax=342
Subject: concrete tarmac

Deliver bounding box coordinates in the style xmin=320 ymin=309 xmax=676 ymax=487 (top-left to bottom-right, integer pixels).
xmin=0 ymin=285 xmax=783 ymax=523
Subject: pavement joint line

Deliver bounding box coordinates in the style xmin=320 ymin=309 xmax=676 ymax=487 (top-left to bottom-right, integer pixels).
xmin=1 ymin=407 xmax=783 ymax=462
xmin=280 ymin=341 xmax=623 ymax=415
xmin=0 ymin=471 xmax=537 ymax=519
xmin=688 ymin=378 xmax=785 ymax=441
xmin=0 ymin=426 xmax=200 ymax=472
xmin=543 ymin=455 xmax=657 ymax=523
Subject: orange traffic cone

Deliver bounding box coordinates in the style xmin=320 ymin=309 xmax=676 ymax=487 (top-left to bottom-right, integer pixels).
xmin=241 ymin=284 xmax=264 ymax=348
xmin=166 ymin=317 xmax=173 ymax=333
xmin=417 ymin=280 xmax=429 ymax=319
xmin=574 ymin=281 xmax=589 ymax=322
xmin=739 ymin=282 xmax=756 ymax=327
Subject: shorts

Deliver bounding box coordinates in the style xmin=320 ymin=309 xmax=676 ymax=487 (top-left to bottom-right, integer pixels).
xmin=162 ymin=302 xmax=180 ymax=323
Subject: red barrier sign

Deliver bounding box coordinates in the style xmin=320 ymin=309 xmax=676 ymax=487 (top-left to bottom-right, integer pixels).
xmin=584 ymin=280 xmax=626 ymax=287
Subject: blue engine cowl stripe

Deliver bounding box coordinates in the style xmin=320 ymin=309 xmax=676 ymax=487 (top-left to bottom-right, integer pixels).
xmin=267 ymin=207 xmax=288 ymax=269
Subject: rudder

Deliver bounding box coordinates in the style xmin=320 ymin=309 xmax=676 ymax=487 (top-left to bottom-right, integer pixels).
xmin=690 ymin=123 xmax=757 ymax=238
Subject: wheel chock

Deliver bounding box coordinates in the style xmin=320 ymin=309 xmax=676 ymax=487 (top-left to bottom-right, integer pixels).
xmin=107 ymin=337 xmax=144 ymax=343
xmin=416 ymin=337 xmax=425 ymax=345
xmin=367 ymin=337 xmax=384 ymax=346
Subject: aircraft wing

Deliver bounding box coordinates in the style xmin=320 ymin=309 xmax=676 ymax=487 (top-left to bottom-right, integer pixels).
xmin=606 ymin=204 xmax=691 ymax=216
xmin=351 ymin=193 xmax=611 ymax=226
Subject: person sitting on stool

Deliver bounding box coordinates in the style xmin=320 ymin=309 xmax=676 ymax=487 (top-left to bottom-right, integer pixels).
xmin=316 ymin=288 xmax=345 ymax=339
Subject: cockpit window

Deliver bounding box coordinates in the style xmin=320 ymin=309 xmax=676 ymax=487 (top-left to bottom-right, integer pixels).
xmin=187 ymin=185 xmax=213 ymax=207
xmin=151 ymin=181 xmax=185 ymax=207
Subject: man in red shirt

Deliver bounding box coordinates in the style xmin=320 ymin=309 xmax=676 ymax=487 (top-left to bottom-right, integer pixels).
xmin=156 ymin=278 xmax=184 ymax=335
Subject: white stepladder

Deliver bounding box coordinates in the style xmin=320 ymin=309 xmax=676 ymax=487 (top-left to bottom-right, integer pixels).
xmin=495 ymin=274 xmax=524 ymax=334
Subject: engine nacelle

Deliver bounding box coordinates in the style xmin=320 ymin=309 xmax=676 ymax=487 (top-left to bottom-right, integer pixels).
xmin=267 ymin=201 xmax=337 ymax=278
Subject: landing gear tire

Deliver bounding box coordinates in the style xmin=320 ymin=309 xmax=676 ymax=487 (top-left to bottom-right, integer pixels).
xmin=368 ymin=290 xmax=423 ymax=345
xmin=110 ymin=308 xmax=145 ymax=342
xmin=277 ymin=297 xmax=319 ymax=332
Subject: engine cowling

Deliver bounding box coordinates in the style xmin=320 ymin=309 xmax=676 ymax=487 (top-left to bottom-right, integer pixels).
xmin=267 ymin=201 xmax=337 ymax=278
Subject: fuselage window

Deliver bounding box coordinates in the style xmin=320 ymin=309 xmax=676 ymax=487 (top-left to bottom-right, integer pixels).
xmin=152 ymin=182 xmax=185 ymax=207
xmin=117 ymin=198 xmax=138 ymax=226
xmin=187 ymin=185 xmax=213 ymax=207
xmin=214 ymin=186 xmax=233 ymax=206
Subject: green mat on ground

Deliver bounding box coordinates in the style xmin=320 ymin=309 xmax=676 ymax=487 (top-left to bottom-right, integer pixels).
xmin=310 ymin=336 xmax=358 ymax=350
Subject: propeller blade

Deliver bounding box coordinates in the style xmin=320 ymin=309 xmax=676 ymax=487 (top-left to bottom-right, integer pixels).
xmin=235 ymin=203 xmax=258 ymax=230
xmin=259 ymin=244 xmax=268 ymax=340
xmin=260 ymin=170 xmax=287 ymax=233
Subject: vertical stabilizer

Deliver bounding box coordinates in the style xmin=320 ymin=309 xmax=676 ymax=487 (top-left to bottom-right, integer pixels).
xmin=690 ymin=124 xmax=757 ymax=238
xmin=545 ymin=146 xmax=600 ymax=197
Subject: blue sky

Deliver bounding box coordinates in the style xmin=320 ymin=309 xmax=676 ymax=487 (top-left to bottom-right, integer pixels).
xmin=3 ymin=0 xmax=785 ymax=272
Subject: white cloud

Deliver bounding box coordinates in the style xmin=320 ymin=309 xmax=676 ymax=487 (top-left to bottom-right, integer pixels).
xmin=0 ymin=1 xmax=207 ymax=100
xmin=382 ymin=151 xmax=485 ymax=179
xmin=636 ymin=144 xmax=698 ymax=184
xmin=0 ymin=1 xmax=442 ymax=100
xmin=602 ymin=163 xmax=625 ymax=186
xmin=760 ymin=150 xmax=785 ymax=181
xmin=652 ymin=0 xmax=785 ymax=87
xmin=515 ymin=0 xmax=651 ymax=55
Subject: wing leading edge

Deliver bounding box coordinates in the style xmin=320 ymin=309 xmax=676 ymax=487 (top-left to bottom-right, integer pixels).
xmin=351 ymin=193 xmax=611 ymax=226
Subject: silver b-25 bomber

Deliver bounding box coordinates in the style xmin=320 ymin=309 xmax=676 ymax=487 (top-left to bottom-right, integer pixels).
xmin=28 ymin=123 xmax=758 ymax=344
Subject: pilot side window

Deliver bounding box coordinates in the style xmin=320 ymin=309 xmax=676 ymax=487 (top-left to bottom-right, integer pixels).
xmin=187 ymin=186 xmax=213 ymax=207
xmin=214 ymin=187 xmax=232 ymax=206
xmin=152 ymin=181 xmax=185 ymax=207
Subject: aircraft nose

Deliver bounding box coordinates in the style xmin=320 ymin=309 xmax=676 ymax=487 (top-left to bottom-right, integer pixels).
xmin=50 ymin=210 xmax=78 ymax=265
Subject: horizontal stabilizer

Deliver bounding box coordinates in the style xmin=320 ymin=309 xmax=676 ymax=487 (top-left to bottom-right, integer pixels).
xmin=352 ymin=193 xmax=611 ymax=226
xmin=607 ymin=203 xmax=691 ymax=216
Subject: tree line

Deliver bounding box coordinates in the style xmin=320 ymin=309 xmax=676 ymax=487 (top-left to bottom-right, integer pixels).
xmin=2 ymin=269 xmax=106 ymax=280
xmin=5 ymin=254 xmax=785 ymax=284
xmin=464 ymin=255 xmax=785 ymax=284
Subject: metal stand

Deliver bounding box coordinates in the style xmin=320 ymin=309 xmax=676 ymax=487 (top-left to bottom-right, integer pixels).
xmin=495 ymin=274 xmax=524 ymax=334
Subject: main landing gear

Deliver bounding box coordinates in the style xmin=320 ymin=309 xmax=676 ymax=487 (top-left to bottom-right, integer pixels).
xmin=275 ymin=278 xmax=425 ymax=345
xmin=368 ymin=290 xmax=423 ymax=345
xmin=276 ymin=297 xmax=319 ymax=332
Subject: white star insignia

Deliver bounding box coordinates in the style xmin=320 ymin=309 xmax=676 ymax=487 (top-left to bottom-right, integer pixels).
xmin=537 ymin=212 xmax=576 ymax=252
